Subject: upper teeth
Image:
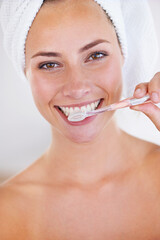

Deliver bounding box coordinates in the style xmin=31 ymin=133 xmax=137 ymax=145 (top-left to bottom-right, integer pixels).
xmin=59 ymin=100 xmax=101 ymax=117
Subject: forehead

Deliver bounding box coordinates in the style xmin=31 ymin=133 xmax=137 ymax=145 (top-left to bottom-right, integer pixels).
xmin=42 ymin=0 xmax=105 ymax=17
xmin=26 ymin=0 xmax=115 ymax=55
xmin=27 ymin=0 xmax=111 ymax=35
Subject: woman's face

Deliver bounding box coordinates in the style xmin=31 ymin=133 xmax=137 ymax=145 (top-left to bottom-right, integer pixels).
xmin=25 ymin=0 xmax=124 ymax=143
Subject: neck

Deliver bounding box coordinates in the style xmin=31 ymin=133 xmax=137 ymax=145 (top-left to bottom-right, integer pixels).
xmin=42 ymin=120 xmax=133 ymax=186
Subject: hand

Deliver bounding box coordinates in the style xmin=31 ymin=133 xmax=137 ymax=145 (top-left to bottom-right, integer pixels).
xmin=130 ymin=72 xmax=160 ymax=131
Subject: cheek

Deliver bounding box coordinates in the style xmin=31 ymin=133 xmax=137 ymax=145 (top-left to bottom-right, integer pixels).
xmin=29 ymin=72 xmax=57 ymax=106
xmin=28 ymin=73 xmax=60 ymax=122
xmin=97 ymin=57 xmax=123 ymax=100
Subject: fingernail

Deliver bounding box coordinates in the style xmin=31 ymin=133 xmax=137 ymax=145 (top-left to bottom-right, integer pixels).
xmin=151 ymin=92 xmax=159 ymax=102
xmin=135 ymin=88 xmax=141 ymax=95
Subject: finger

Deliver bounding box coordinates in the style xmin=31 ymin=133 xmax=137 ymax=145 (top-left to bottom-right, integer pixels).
xmin=130 ymin=102 xmax=160 ymax=131
xmin=148 ymin=73 xmax=160 ymax=103
xmin=133 ymin=82 xmax=148 ymax=98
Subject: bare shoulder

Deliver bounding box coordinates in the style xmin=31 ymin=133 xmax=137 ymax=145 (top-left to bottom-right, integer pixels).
xmin=0 ymin=173 xmax=39 ymax=239
xmin=0 ymin=159 xmax=46 ymax=239
xmin=121 ymin=129 xmax=160 ymax=160
xmin=137 ymin=144 xmax=160 ymax=201
xmin=135 ymin=135 xmax=160 ymax=181
xmin=145 ymin=146 xmax=160 ymax=179
xmin=148 ymin=146 xmax=160 ymax=160
xmin=122 ymin=130 xmax=160 ymax=186
xmin=0 ymin=182 xmax=25 ymax=239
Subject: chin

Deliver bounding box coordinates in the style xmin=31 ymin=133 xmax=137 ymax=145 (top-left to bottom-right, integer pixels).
xmin=52 ymin=111 xmax=115 ymax=144
xmin=63 ymin=122 xmax=105 ymax=144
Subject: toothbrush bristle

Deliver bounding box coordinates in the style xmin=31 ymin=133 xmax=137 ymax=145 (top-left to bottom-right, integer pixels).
xmin=68 ymin=112 xmax=85 ymax=122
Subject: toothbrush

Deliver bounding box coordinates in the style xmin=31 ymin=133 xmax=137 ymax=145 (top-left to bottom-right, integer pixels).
xmin=68 ymin=95 xmax=150 ymax=122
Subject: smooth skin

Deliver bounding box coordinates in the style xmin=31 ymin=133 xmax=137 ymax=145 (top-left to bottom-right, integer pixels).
xmin=0 ymin=0 xmax=160 ymax=239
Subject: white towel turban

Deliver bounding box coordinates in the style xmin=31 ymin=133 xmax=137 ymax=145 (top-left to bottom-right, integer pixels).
xmin=0 ymin=0 xmax=159 ymax=97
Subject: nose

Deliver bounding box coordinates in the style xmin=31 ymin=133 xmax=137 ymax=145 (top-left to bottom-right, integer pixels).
xmin=62 ymin=71 xmax=91 ymax=99
xmin=63 ymin=81 xmax=91 ymax=99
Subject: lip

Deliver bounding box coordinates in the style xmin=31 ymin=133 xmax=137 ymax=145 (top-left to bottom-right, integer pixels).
xmin=54 ymin=98 xmax=104 ymax=126
xmin=54 ymin=98 xmax=102 ymax=109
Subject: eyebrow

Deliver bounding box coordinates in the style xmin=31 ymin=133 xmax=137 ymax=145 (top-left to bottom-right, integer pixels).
xmin=31 ymin=39 xmax=110 ymax=59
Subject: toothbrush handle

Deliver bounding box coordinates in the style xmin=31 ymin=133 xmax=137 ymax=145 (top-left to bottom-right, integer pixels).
xmin=110 ymin=94 xmax=150 ymax=110
xmin=87 ymin=95 xmax=150 ymax=116
xmin=129 ymin=95 xmax=150 ymax=106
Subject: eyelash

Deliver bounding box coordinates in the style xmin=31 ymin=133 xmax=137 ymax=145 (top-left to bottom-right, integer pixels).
xmin=39 ymin=51 xmax=108 ymax=71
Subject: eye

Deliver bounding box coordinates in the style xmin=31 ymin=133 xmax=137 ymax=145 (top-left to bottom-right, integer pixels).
xmin=87 ymin=51 xmax=108 ymax=62
xmin=39 ymin=62 xmax=60 ymax=70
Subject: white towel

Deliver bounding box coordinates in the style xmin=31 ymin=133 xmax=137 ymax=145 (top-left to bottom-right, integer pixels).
xmin=0 ymin=0 xmax=159 ymax=97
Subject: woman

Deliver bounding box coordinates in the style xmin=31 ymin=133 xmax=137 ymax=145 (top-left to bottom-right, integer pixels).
xmin=0 ymin=0 xmax=160 ymax=239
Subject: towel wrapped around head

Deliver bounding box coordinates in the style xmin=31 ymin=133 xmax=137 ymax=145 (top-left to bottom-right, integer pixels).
xmin=0 ymin=0 xmax=159 ymax=97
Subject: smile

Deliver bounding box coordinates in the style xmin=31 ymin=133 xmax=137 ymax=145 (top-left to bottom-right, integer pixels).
xmin=55 ymin=99 xmax=103 ymax=117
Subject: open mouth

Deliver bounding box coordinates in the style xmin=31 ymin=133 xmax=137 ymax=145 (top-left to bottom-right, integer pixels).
xmin=55 ymin=98 xmax=103 ymax=118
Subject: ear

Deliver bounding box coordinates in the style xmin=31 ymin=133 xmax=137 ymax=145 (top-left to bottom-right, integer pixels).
xmin=24 ymin=67 xmax=30 ymax=81
xmin=121 ymin=53 xmax=125 ymax=66
xmin=118 ymin=41 xmax=124 ymax=66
